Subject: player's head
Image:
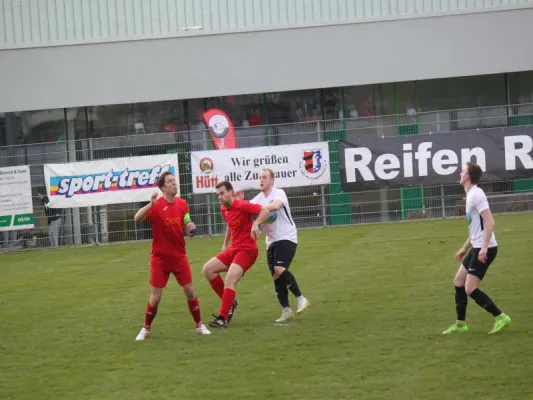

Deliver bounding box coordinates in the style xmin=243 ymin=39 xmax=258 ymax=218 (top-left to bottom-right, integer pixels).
xmin=460 ymin=162 xmax=483 ymax=186
xmin=259 ymin=168 xmax=275 ymax=192
xmin=158 ymin=171 xmax=178 ymax=196
xmin=215 ymin=181 xmax=234 ymax=207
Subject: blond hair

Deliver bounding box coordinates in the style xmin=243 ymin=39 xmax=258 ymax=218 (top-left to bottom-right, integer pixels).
xmin=262 ymin=168 xmax=275 ymax=179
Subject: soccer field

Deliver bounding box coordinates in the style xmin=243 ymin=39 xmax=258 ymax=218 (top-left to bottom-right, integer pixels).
xmin=1 ymin=213 xmax=533 ymax=400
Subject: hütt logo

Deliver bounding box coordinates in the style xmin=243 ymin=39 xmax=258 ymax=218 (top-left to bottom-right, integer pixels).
xmin=196 ymin=156 xmax=219 ymax=189
xmin=299 ymin=149 xmax=327 ymax=180
xmin=199 ymin=157 xmax=214 ymax=174
xmin=208 ymin=114 xmax=230 ymax=139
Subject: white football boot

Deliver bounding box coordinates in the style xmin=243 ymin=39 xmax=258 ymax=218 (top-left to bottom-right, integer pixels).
xmin=135 ymin=327 xmax=150 ymax=341
xmin=196 ymin=323 xmax=212 ymax=335
xmin=275 ymin=307 xmax=295 ymax=322
xmin=296 ymin=296 xmax=310 ymax=314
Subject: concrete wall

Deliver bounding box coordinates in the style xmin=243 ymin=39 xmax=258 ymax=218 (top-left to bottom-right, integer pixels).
xmin=1 ymin=7 xmax=533 ymax=112
xmin=2 ymin=0 xmax=532 ymax=49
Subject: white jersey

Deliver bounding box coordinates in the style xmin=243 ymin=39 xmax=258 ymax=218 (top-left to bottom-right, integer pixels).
xmin=465 ymin=185 xmax=497 ymax=248
xmin=250 ymin=187 xmax=297 ymax=248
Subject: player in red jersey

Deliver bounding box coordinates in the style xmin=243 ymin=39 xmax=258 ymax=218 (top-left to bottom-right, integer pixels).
xmin=202 ymin=180 xmax=270 ymax=328
xmin=133 ymin=171 xmax=211 ymax=340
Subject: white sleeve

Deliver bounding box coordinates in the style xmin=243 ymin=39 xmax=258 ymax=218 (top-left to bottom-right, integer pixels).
xmin=274 ymin=189 xmax=288 ymax=206
xmin=474 ymin=191 xmax=490 ymax=214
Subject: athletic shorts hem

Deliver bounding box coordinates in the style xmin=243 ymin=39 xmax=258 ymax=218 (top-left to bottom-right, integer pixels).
xmin=215 ymin=248 xmax=259 ymax=273
xmin=266 ymin=240 xmax=298 ymax=275
xmin=150 ymin=256 xmax=192 ymax=287
xmin=461 ymin=246 xmax=498 ymax=280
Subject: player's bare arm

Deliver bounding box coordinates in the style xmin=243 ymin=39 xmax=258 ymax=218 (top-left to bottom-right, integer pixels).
xmin=251 ymin=208 xmax=271 ymax=240
xmin=134 ymin=192 xmax=158 ymax=224
xmin=264 ymin=199 xmax=284 ymax=212
xmin=455 ymin=235 xmax=471 ymax=261
xmin=222 ymin=225 xmax=231 ymax=251
xmin=234 ymin=189 xmax=245 ymax=200
xmin=478 ymin=208 xmax=495 ymax=264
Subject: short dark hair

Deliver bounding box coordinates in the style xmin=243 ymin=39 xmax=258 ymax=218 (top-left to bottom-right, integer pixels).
xmin=37 ymin=187 xmax=46 ymax=195
xmin=467 ymin=162 xmax=483 ymax=185
xmin=158 ymin=171 xmax=173 ymax=190
xmin=215 ymin=181 xmax=233 ymax=192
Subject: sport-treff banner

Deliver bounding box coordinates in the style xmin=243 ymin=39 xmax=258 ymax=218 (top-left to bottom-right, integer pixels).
xmin=202 ymin=108 xmax=238 ymax=150
xmin=44 ymin=155 xmax=179 ymax=208
xmin=339 ymin=126 xmax=533 ymax=191
xmin=190 ymin=142 xmax=331 ymax=193
xmin=0 ymin=165 xmax=35 ymax=231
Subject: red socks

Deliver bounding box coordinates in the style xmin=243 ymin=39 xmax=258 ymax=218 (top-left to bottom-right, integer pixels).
xmin=210 ymin=275 xmax=225 ymax=299
xmin=210 ymin=276 xmax=236 ymax=322
xmin=144 ymin=302 xmax=158 ymax=329
xmin=187 ymin=297 xmax=203 ymax=327
xmin=220 ymin=288 xmax=236 ymax=320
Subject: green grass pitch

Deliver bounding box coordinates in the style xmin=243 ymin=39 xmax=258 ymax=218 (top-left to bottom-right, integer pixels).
xmin=1 ymin=213 xmax=533 ymax=400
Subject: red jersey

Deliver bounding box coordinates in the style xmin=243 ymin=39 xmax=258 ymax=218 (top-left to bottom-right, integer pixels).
xmin=221 ymin=199 xmax=263 ymax=250
xmin=146 ymin=197 xmax=189 ymax=261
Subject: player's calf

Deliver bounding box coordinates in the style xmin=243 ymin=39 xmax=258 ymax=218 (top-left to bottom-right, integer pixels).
xmin=275 ymin=268 xmax=309 ymax=314
xmin=140 ymin=287 xmax=163 ymax=333
xmin=227 ymin=300 xmax=238 ymax=323
xmin=274 ymin=275 xmax=290 ymax=308
xmin=149 ymin=287 xmax=163 ymax=307
xmin=203 ymin=258 xmax=228 ymax=299
xmin=224 ymin=264 xmax=244 ymax=290
xmin=136 ymin=302 xmax=158 ymax=341
xmin=465 ymin=275 xmax=503 ymax=319
xmin=182 ymin=283 xmax=210 ymax=333
xmin=182 ymin=284 xmax=196 ymax=301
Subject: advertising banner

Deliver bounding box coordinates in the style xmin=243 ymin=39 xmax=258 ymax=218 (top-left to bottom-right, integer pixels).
xmin=44 ymin=155 xmax=179 ymax=208
xmin=0 ymin=165 xmax=35 ymax=231
xmin=203 ymin=108 xmax=238 ymax=150
xmin=339 ymin=126 xmax=533 ymax=190
xmin=191 ymin=142 xmax=331 ymax=193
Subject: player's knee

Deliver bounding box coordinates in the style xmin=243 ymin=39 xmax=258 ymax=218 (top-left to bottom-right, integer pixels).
xmin=224 ymin=274 xmax=237 ymax=289
xmin=272 ymin=266 xmax=286 ymax=280
xmin=182 ymin=284 xmax=195 ymax=300
xmin=150 ymin=294 xmax=161 ymax=306
xmin=454 ymin=276 xmax=465 ymax=287
xmin=465 ymin=282 xmax=478 ymax=296
xmin=202 ymin=262 xmax=214 ymax=278
xmin=224 ymin=266 xmax=243 ymax=289
xmin=454 ymin=270 xmax=467 ymax=287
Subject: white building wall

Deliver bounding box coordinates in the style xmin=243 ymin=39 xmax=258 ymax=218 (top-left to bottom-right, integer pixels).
xmin=1 ymin=6 xmax=533 ymax=112
xmin=1 ymin=0 xmax=532 ymax=49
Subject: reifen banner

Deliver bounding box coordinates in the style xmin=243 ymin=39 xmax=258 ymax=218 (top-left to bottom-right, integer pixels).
xmin=190 ymin=142 xmax=331 ymax=193
xmin=339 ymin=126 xmax=533 ymax=191
xmin=44 ymin=155 xmax=179 ymax=208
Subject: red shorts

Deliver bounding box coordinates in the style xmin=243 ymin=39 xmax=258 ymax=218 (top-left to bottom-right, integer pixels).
xmin=150 ymin=256 xmax=192 ymax=288
xmin=215 ymin=247 xmax=259 ymax=273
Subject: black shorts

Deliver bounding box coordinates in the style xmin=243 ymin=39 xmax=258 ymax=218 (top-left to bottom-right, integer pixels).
xmin=462 ymin=247 xmax=498 ymax=280
xmin=266 ymin=240 xmax=297 ymax=276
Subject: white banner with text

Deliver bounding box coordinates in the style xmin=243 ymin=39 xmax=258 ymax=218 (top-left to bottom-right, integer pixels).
xmin=0 ymin=165 xmax=35 ymax=231
xmin=44 ymin=155 xmax=179 ymax=208
xmin=190 ymin=142 xmax=331 ymax=193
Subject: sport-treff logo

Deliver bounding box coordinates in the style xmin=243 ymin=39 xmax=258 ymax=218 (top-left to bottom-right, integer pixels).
xmin=50 ymin=165 xmax=175 ymax=198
